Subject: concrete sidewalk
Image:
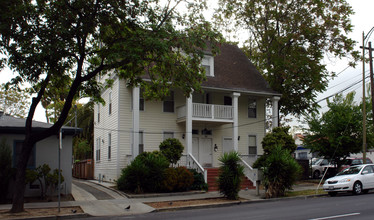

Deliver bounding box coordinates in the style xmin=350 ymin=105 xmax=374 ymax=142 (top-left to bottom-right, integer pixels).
xmin=0 ymin=179 xmax=322 ymax=218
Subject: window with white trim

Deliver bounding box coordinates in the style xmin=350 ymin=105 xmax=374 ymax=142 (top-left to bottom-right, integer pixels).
xmin=139 ymin=131 xmax=144 ymax=154
xmin=163 ymin=91 xmax=174 ymax=113
xmin=140 ymin=88 xmax=144 ymax=111
xmin=97 ymin=104 xmax=100 ymax=123
xmin=109 ymin=92 xmax=112 ymax=115
xmin=96 ymin=137 xmax=101 ymax=161
xmin=248 ymin=135 xmax=257 ymax=155
xmin=202 ymin=56 xmax=214 ymax=77
xmin=248 ymin=98 xmax=257 ymax=118
xmin=163 ymin=132 xmax=174 ymax=140
xmin=108 ymin=133 xmax=111 ymax=160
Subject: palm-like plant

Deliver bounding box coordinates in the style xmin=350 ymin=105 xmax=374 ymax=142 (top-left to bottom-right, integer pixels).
xmin=217 ymin=151 xmax=244 ymax=200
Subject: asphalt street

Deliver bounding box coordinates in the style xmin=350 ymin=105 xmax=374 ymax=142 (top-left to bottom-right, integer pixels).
xmin=85 ymin=192 xmax=374 ymax=220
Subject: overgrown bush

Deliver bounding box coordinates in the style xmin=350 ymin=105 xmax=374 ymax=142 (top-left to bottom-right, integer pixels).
xmin=262 ymin=145 xmax=302 ymax=198
xmin=253 ymin=126 xmax=296 ymax=168
xmin=117 ymin=151 xmax=169 ymax=193
xmin=188 ymin=169 xmax=208 ymax=191
xmin=0 ymin=138 xmax=15 ymax=203
xmin=162 ymin=168 xmax=178 ymax=192
xmin=159 ymin=138 xmax=184 ymax=166
xmin=174 ymin=167 xmax=194 ymax=192
xmin=217 ymin=151 xmax=244 ymax=200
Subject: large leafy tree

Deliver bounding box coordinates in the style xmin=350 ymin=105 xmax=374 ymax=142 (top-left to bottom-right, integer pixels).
xmin=304 ymin=92 xmax=374 ymax=168
xmin=0 ymin=83 xmax=30 ymax=118
xmin=0 ymin=0 xmax=222 ymax=212
xmin=216 ymin=0 xmax=359 ymax=116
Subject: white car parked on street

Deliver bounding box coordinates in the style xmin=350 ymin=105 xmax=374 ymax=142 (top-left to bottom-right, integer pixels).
xmin=323 ymin=164 xmax=374 ymax=196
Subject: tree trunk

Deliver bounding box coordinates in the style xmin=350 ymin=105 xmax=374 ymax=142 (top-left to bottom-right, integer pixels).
xmin=10 ymin=139 xmax=34 ymax=213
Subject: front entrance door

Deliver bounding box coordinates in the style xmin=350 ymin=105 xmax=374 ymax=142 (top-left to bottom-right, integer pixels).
xmin=223 ymin=137 xmax=233 ymax=153
xmin=200 ymin=138 xmax=212 ymax=167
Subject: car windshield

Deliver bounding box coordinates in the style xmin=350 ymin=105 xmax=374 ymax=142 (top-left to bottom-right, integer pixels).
xmin=337 ymin=165 xmax=364 ymax=176
xmin=312 ymin=159 xmax=322 ymax=165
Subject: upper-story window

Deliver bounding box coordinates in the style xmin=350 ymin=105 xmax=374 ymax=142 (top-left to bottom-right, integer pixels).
xmin=109 ymin=92 xmax=112 ymax=115
xmin=248 ymin=98 xmax=257 ymax=118
xmin=108 ymin=133 xmax=111 ymax=160
xmin=202 ymin=56 xmax=214 ymax=77
xmin=140 ymin=88 xmax=144 ymax=111
xmin=97 ymin=104 xmax=100 ymax=123
xmin=163 ymin=91 xmax=174 ymax=113
xmin=224 ymin=96 xmax=232 ymax=106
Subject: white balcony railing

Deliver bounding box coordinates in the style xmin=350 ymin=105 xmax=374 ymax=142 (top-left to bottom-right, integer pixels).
xmin=177 ymin=103 xmax=233 ymax=121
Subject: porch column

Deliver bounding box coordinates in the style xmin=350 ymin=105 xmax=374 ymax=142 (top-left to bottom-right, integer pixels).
xmin=186 ymin=93 xmax=193 ymax=156
xmin=132 ymin=86 xmax=140 ymax=160
xmin=272 ymin=96 xmax=281 ymax=129
xmin=232 ymin=92 xmax=241 ymax=152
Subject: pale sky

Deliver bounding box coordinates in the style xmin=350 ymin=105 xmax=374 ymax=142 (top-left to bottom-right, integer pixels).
xmin=1 ymin=0 xmax=374 ymax=123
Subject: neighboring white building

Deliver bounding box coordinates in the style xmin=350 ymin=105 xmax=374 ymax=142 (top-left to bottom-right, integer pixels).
xmin=0 ymin=112 xmax=79 ymax=197
xmin=94 ymin=43 xmax=281 ymax=184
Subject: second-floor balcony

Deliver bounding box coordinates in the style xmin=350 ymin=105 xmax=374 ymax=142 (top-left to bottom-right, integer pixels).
xmin=177 ymin=103 xmax=234 ymax=123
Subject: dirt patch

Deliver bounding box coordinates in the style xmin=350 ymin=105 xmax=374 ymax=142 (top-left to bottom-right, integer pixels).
xmin=145 ymin=197 xmax=248 ymax=209
xmin=0 ymin=206 xmax=83 ymax=219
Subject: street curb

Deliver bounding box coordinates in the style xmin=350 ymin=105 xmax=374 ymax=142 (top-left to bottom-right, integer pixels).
xmin=10 ymin=213 xmax=91 ymax=220
xmin=151 ymin=193 xmax=328 ymax=212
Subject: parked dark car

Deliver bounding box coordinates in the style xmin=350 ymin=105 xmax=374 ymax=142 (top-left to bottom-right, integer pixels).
xmin=339 ymin=158 xmax=373 ymax=171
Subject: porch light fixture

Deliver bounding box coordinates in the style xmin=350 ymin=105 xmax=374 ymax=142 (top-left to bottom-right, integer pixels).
xmin=182 ymin=134 xmax=185 ymax=139
xmin=238 ymin=136 xmax=240 ymax=141
xmin=214 ymin=144 xmax=218 ymax=152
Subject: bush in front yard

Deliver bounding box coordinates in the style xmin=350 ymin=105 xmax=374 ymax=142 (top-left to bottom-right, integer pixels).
xmin=217 ymin=151 xmax=244 ymax=200
xmin=162 ymin=168 xmax=178 ymax=192
xmin=262 ymin=145 xmax=302 ymax=198
xmin=117 ymin=151 xmax=169 ymax=193
xmin=174 ymin=167 xmax=194 ymax=191
xmin=188 ymin=169 xmax=208 ymax=191
xmin=159 ymin=138 xmax=184 ymax=166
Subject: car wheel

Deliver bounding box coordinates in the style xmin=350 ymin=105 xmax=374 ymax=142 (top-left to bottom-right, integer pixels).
xmin=352 ymin=181 xmax=362 ymax=195
xmin=328 ymin=192 xmax=337 ymax=197
xmin=313 ymin=170 xmax=320 ymax=179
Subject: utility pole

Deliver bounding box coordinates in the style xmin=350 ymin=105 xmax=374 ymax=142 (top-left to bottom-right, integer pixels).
xmin=362 ymin=32 xmax=367 ymax=164
xmin=370 ymin=42 xmax=374 ymax=135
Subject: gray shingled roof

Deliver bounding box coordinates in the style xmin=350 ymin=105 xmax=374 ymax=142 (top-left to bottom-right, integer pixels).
xmin=0 ymin=113 xmax=81 ymax=135
xmin=202 ymin=43 xmax=279 ymax=96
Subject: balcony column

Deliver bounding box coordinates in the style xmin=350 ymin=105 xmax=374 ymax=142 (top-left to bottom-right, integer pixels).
xmin=132 ymin=86 xmax=140 ymax=160
xmin=272 ymin=96 xmax=281 ymax=129
xmin=186 ymin=93 xmax=193 ymax=156
xmin=232 ymin=92 xmax=241 ymax=152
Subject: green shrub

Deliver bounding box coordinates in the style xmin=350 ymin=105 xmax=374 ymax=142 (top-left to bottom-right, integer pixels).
xmin=159 ymin=138 xmax=184 ymax=166
xmin=117 ymin=158 xmax=148 ymax=193
xmin=217 ymin=151 xmax=244 ymax=200
xmin=162 ymin=168 xmax=178 ymax=192
xmin=174 ymin=167 xmax=194 ymax=191
xmin=117 ymin=151 xmax=169 ymax=193
xmin=25 ymin=164 xmax=64 ymax=199
xmin=262 ymin=145 xmax=302 ymax=198
xmin=188 ymin=169 xmax=208 ymax=191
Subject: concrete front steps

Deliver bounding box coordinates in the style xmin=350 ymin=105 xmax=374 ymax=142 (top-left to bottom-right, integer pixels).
xmin=206 ymin=167 xmax=256 ymax=192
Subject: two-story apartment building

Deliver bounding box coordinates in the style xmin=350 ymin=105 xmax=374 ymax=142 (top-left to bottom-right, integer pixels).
xmin=93 ymin=43 xmax=280 ymax=184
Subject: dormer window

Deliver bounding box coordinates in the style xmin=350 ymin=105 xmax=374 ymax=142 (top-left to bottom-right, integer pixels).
xmin=202 ymin=56 xmax=214 ymax=77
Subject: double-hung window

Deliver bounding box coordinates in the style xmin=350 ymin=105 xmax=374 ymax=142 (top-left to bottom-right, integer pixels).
xmin=248 ymin=135 xmax=257 ymax=155
xmin=163 ymin=91 xmax=174 ymax=113
xmin=108 ymin=133 xmax=111 ymax=160
xmin=248 ymin=98 xmax=257 ymax=118
xmin=96 ymin=137 xmax=101 ymax=161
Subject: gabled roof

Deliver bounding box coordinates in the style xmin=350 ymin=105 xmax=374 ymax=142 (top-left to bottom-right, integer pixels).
xmin=0 ymin=113 xmax=81 ymax=135
xmin=203 ymin=43 xmax=279 ymax=96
